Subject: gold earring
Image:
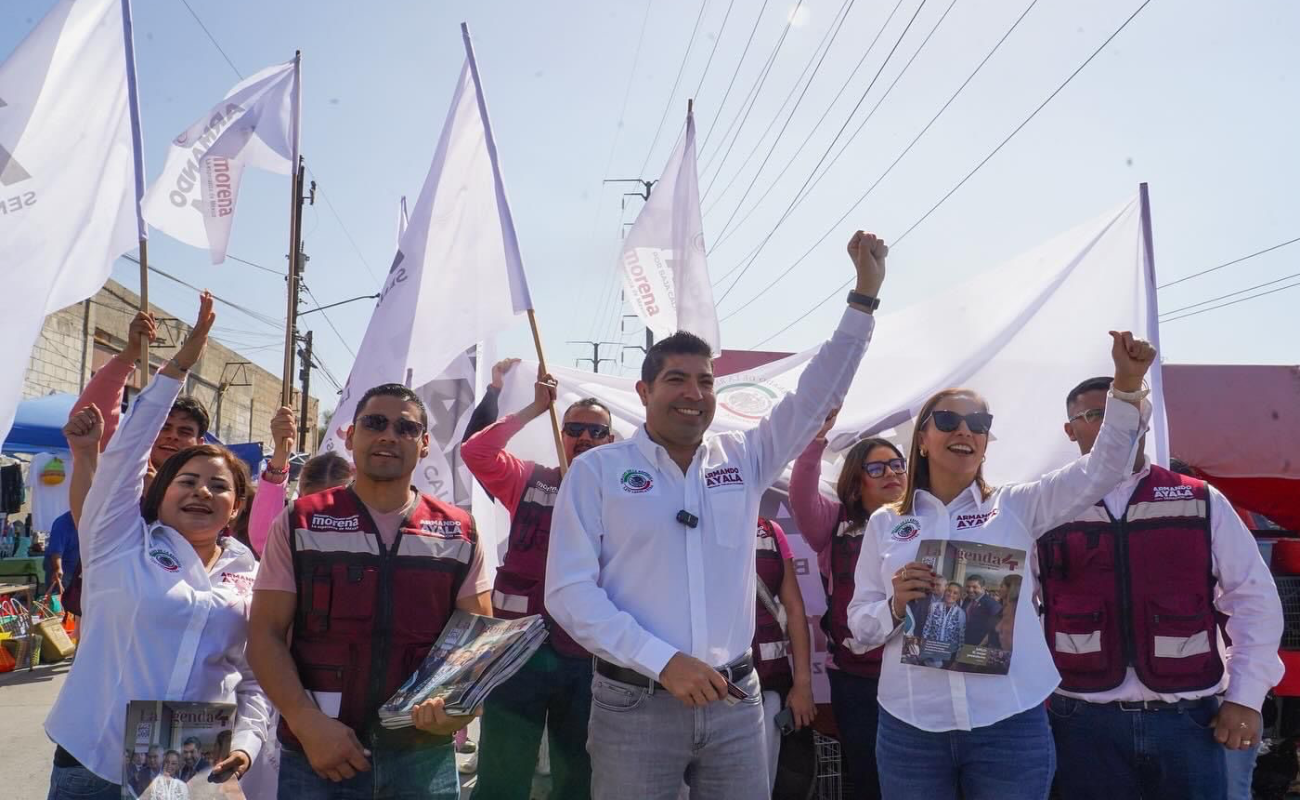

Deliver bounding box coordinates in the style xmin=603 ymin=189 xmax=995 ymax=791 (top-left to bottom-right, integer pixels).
xmin=920 ymin=449 xmax=928 ymax=457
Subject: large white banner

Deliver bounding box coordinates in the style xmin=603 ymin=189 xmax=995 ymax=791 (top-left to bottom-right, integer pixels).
xmin=481 ymin=193 xmax=1164 ymax=699
xmin=0 ymin=0 xmax=139 ymax=448
xmin=618 ymin=108 xmax=720 ymax=351
xmin=321 ymin=24 xmax=532 ymax=509
xmin=141 ymin=56 xmax=299 ymax=264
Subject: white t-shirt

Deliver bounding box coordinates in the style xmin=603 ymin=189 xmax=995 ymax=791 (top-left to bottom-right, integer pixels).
xmin=26 ymin=452 xmax=72 ymax=532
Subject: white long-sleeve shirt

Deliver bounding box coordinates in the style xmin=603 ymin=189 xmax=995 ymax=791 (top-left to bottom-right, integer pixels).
xmin=546 ymin=307 xmax=874 ymax=679
xmin=1055 ymin=458 xmax=1283 ymax=710
xmin=847 ymin=394 xmax=1147 ymax=732
xmin=45 ymin=374 xmax=269 ymax=782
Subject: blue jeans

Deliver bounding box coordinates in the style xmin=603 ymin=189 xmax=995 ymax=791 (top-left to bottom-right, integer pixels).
xmin=1048 ymin=694 xmax=1225 ymax=800
xmin=877 ymin=703 xmax=1055 ymax=800
xmin=827 ymin=668 xmax=881 ymax=800
xmin=472 ymin=644 xmax=592 ymax=800
xmin=1225 ymin=738 xmax=1261 ymax=800
xmin=46 ymin=764 xmax=119 ymax=800
xmin=588 ymin=667 xmax=767 ymax=799
xmin=278 ymin=741 xmax=458 ymax=799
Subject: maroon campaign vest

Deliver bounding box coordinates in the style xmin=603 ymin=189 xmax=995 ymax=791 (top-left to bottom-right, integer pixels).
xmin=753 ymin=518 xmax=793 ymax=693
xmin=1038 ymin=466 xmax=1223 ymax=694
xmin=823 ymin=507 xmax=885 ymax=677
xmin=280 ymin=486 xmax=476 ymax=749
xmin=493 ymin=463 xmax=588 ymax=659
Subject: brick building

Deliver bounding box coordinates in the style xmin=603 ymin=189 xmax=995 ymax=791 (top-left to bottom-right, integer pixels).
xmin=24 ymin=279 xmax=320 ymax=452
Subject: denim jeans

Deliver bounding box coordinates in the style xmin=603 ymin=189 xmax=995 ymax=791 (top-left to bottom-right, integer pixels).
xmin=46 ymin=764 xmax=120 ymax=800
xmin=877 ymin=703 xmax=1055 ymax=800
xmin=1224 ymin=737 xmax=1260 ymax=800
xmin=1048 ymin=694 xmax=1225 ymax=800
xmin=278 ymin=741 xmax=458 ymax=799
xmin=472 ymin=644 xmax=592 ymax=800
xmin=588 ymin=667 xmax=767 ymax=800
xmin=827 ymin=668 xmax=881 ymax=800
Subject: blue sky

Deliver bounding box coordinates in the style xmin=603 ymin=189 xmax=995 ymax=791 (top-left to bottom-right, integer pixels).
xmin=4 ymin=0 xmax=1297 ymax=411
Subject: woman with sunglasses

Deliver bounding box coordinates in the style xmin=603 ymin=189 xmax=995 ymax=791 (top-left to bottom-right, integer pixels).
xmin=788 ymin=411 xmax=907 ymax=799
xmin=845 ymin=331 xmax=1156 ymax=800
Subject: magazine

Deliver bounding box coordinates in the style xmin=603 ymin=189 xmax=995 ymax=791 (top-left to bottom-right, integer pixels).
xmin=122 ymin=701 xmax=245 ymax=800
xmin=378 ymin=611 xmax=548 ymax=728
xmin=901 ymin=539 xmax=1026 ymax=675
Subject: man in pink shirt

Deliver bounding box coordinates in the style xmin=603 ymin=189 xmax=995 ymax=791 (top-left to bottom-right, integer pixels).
xmin=461 ymin=366 xmax=615 ymax=800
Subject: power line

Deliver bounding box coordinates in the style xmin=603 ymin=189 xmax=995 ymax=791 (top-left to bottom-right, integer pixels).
xmin=303 ymin=285 xmax=358 ymax=360
xmin=638 ymin=0 xmax=711 ymax=176
xmin=746 ymin=0 xmax=1153 ymax=347
xmin=308 ymin=170 xmax=384 ymax=290
xmin=1160 ymin=270 xmax=1300 ymax=318
xmin=714 ymin=0 xmax=932 ymax=305
xmin=1158 ymin=235 xmax=1300 ymax=290
xmin=120 ymin=253 xmax=283 ymax=330
xmin=703 ymin=0 xmax=854 ymax=216
xmin=178 ymin=0 xmax=243 ymax=79
xmin=692 ymin=0 xmax=739 ymax=99
xmin=697 ymin=0 xmax=772 ymax=155
xmin=226 ymin=254 xmax=285 ymax=276
xmin=1161 ymin=279 xmax=1300 ymax=324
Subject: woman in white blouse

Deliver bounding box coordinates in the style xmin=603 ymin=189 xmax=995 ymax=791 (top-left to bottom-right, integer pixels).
xmin=846 ymin=331 xmax=1155 ymax=799
xmin=44 ymin=294 xmax=269 ymax=800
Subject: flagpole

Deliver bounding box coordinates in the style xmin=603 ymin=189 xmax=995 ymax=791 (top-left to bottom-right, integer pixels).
xmin=120 ymin=0 xmax=150 ymax=388
xmin=281 ymin=51 xmax=303 ymax=409
xmin=527 ymin=310 xmax=569 ymax=474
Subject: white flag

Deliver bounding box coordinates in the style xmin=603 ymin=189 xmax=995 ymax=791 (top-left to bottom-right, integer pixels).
xmin=0 ymin=0 xmax=140 ymax=448
xmin=141 ymin=56 xmax=300 ymax=264
xmin=618 ymin=108 xmax=720 ymax=352
xmin=321 ymin=24 xmax=533 ymax=484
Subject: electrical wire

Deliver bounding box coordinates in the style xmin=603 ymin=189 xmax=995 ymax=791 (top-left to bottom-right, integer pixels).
xmin=1159 ymin=270 xmax=1300 ymax=318
xmin=693 ymin=0 xmax=739 ymax=99
xmin=303 ymin=285 xmax=359 ymax=360
xmin=1158 ymin=235 xmax=1300 ymax=290
xmin=178 ymin=0 xmax=243 ymax=79
xmin=638 ymin=0 xmax=712 ymax=176
xmin=698 ymin=0 xmax=772 ymax=155
xmin=1160 ymin=278 xmax=1300 ymax=324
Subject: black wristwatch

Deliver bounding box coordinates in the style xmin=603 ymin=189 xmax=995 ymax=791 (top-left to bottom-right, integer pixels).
xmin=847 ymin=290 xmax=880 ymax=311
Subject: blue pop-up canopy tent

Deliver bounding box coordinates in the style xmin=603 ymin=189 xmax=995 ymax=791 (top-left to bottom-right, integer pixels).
xmin=3 ymin=393 xmax=264 ymax=475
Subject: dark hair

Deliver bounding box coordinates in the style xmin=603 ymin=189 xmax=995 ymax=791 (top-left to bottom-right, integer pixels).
xmin=299 ymin=452 xmax=354 ymax=495
xmin=353 ymin=383 xmax=428 ymax=429
xmin=1065 ymin=376 xmax=1112 ymax=411
xmin=170 ymin=396 xmax=211 ymax=437
xmin=640 ymin=331 xmax=713 ymax=384
xmin=835 ymin=437 xmax=905 ymax=530
xmin=229 ymin=483 xmax=255 ymax=551
xmin=896 ymin=389 xmax=993 ymax=515
xmin=1168 ymin=456 xmax=1197 ymax=477
xmin=946 ymin=582 xmax=963 ymax=592
xmin=564 ymin=397 xmax=612 ymax=423
xmin=965 ymin=574 xmax=985 ymax=586
xmin=165 ymin=750 xmax=181 ymax=759
xmin=141 ymin=444 xmax=251 ymax=525
xmin=182 ymin=737 xmax=201 ymax=748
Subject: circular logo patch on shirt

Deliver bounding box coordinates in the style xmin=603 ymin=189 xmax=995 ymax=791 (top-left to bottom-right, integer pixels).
xmin=620 ymin=469 xmax=654 ymax=494
xmin=149 ymin=547 xmax=181 ymax=572
xmin=716 ymin=382 xmax=780 ymax=420
xmin=890 ymin=518 xmax=921 ymax=542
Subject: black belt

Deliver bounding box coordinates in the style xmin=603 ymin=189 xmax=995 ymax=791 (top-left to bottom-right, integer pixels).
xmin=53 ymin=745 xmax=82 ymax=769
xmin=595 ymin=653 xmax=754 ymax=692
xmin=1114 ymin=697 xmax=1210 ymax=712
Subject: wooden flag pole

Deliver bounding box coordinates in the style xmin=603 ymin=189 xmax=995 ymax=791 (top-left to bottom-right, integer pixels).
xmin=137 ymin=238 xmax=150 ymax=389
xmin=527 ymin=309 xmax=569 ymax=475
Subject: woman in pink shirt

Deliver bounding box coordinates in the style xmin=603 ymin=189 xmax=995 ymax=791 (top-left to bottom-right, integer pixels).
xmin=788 ymin=410 xmax=906 ymax=800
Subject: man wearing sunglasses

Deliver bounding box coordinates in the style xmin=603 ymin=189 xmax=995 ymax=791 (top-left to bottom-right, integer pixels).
xmin=460 ymin=365 xmax=615 ymax=800
xmin=1038 ymin=376 xmax=1283 ymax=800
xmin=546 ymin=231 xmax=889 ymax=799
xmin=249 ymin=383 xmax=492 ymax=800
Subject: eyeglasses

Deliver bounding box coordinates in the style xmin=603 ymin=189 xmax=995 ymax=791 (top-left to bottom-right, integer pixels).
xmin=358 ymin=414 xmax=425 ymax=439
xmin=863 ymin=457 xmax=907 ymax=479
xmin=562 ymin=422 xmax=611 ymax=440
xmin=1068 ymin=408 xmax=1105 ymax=424
xmin=923 ymin=409 xmax=994 ymax=435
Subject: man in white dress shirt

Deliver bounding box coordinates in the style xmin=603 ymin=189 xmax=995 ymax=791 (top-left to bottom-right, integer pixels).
xmin=545 ymin=231 xmax=889 ymax=799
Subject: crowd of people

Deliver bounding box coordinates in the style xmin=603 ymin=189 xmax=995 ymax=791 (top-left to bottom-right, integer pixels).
xmin=36 ymin=230 xmax=1284 ymax=800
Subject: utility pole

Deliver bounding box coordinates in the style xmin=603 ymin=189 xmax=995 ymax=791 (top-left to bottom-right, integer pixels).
xmin=604 ymin=177 xmax=656 ymax=352
xmin=297 ymin=330 xmax=314 ymax=454
xmin=281 ymin=157 xmax=315 ymax=408
xmin=566 ymin=341 xmax=621 ymax=373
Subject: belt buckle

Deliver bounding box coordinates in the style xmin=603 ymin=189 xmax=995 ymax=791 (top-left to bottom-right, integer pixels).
xmin=1118 ymin=700 xmax=1148 ymax=712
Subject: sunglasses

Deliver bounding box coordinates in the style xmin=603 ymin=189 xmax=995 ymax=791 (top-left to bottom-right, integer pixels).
xmin=562 ymin=422 xmax=611 ymax=440
xmin=863 ymin=457 xmax=907 ymax=479
xmin=924 ymin=409 xmax=994 ymax=435
xmin=358 ymin=413 xmax=425 ymax=439
xmin=1068 ymin=408 xmax=1105 ymax=424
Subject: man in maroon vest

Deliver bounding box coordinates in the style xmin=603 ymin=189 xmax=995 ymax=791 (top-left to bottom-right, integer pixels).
xmin=460 ymin=367 xmax=614 ymax=800
xmin=248 ymin=383 xmax=492 ymax=799
xmin=1039 ymin=375 xmax=1283 ymax=800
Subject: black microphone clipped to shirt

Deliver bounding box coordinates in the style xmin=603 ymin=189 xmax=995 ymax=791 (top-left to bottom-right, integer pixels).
xmin=676 ymin=510 xmax=699 ymax=529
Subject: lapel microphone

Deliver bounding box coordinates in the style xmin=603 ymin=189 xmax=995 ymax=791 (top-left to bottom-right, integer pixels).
xmin=676 ymin=510 xmax=699 ymax=528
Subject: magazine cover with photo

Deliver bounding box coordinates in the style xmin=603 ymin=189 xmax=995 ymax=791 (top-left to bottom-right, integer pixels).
xmin=122 ymin=701 xmax=245 ymax=800
xmin=901 ymin=539 xmax=1026 ymax=675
